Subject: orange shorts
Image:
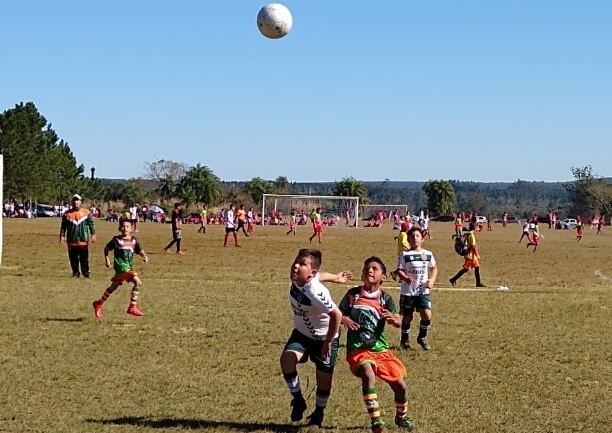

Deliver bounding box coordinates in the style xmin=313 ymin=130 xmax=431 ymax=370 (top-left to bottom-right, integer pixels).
xmin=463 ymin=257 xmax=480 ymax=269
xmin=314 ymin=223 xmax=322 ymax=234
xmin=347 ymin=349 xmax=406 ymax=383
xmin=112 ymin=270 xmax=138 ymax=284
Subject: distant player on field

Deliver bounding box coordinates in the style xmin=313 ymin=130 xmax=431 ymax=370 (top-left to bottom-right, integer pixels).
xmin=526 ymin=219 xmax=541 ymax=252
xmin=396 ymin=227 xmax=437 ymax=351
xmin=198 ymin=206 xmax=207 ymax=234
xmin=449 ymin=223 xmax=486 ymax=288
xmin=340 ymin=256 xmax=415 ymax=433
xmin=576 ymin=217 xmax=584 ymax=241
xmin=164 ymin=202 xmax=185 ymax=255
xmin=309 ymin=207 xmax=323 ymax=244
xmin=280 ymin=249 xmax=351 ymax=428
xmin=287 ymin=209 xmax=297 ymax=235
xmin=518 ymin=220 xmax=531 ymax=244
xmin=92 ymin=219 xmax=148 ymax=320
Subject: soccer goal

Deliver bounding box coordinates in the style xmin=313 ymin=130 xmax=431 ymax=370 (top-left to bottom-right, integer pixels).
xmin=262 ymin=194 xmax=360 ymax=227
xmin=360 ymin=204 xmax=408 ymax=220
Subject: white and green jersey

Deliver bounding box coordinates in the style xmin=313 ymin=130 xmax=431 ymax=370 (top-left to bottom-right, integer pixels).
xmin=289 ymin=273 xmax=338 ymax=341
xmin=397 ymin=248 xmax=436 ymax=296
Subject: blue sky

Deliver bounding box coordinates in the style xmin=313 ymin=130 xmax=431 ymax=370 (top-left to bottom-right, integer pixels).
xmin=2 ymin=1 xmax=611 ymax=182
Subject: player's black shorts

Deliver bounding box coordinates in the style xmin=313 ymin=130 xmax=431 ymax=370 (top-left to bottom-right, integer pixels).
xmin=283 ymin=329 xmax=339 ymax=374
xmin=225 ymin=227 xmax=236 ymax=234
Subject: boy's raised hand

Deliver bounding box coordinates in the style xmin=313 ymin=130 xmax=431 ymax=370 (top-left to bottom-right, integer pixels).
xmin=382 ymin=310 xmax=401 ymax=327
xmin=336 ymin=271 xmax=353 ymax=283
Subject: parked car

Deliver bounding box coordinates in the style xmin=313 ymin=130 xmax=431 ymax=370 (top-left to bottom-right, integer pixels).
xmin=475 ymin=215 xmax=487 ymax=225
xmin=558 ymin=218 xmax=578 ymax=230
xmin=35 ymin=204 xmax=55 ymax=217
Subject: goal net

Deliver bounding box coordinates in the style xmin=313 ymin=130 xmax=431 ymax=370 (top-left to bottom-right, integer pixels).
xmin=360 ymin=204 xmax=409 ymax=221
xmin=262 ymin=194 xmax=360 ymax=228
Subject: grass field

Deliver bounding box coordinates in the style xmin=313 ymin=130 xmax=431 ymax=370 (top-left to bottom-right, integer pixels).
xmin=1 ymin=218 xmax=611 ymax=433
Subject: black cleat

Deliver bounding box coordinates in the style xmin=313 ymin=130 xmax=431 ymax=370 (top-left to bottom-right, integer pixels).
xmin=290 ymin=397 xmax=307 ymax=422
xmin=306 ymin=407 xmax=325 ymax=428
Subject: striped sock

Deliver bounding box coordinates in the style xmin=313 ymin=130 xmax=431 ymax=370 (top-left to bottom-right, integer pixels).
xmin=283 ymin=372 xmax=302 ymax=398
xmin=315 ymin=388 xmax=330 ymax=409
xmin=395 ymin=400 xmax=408 ymax=419
xmin=418 ymin=320 xmax=431 ymax=339
xmin=99 ymin=287 xmax=115 ymax=303
xmin=363 ymin=387 xmax=382 ymax=425
xmin=130 ymin=290 xmax=139 ymax=306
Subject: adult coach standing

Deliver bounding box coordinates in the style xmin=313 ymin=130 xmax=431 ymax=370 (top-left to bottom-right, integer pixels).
xmin=60 ymin=194 xmax=96 ymax=278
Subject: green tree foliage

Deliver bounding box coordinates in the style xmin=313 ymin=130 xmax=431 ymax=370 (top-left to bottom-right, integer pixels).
xmin=178 ymin=164 xmax=221 ymax=206
xmin=422 ymin=180 xmax=455 ymax=216
xmin=244 ymin=177 xmax=273 ymax=205
xmin=565 ymin=166 xmax=612 ymax=216
xmin=156 ymin=176 xmax=177 ymax=203
xmin=274 ymin=176 xmax=290 ymax=194
xmin=332 ymin=177 xmax=368 ymax=202
xmin=0 ymin=102 xmax=84 ymax=203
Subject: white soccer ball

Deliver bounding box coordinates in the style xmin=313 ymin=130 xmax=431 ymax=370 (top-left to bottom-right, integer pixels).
xmin=257 ymin=3 xmax=293 ymax=39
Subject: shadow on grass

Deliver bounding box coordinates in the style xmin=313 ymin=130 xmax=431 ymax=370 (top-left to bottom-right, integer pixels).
xmin=87 ymin=417 xmax=364 ymax=432
xmin=42 ymin=317 xmax=85 ymax=323
xmin=87 ymin=417 xmax=301 ymax=432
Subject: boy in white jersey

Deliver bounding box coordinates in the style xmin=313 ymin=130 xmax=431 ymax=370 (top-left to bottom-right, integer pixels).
xmin=396 ymin=227 xmax=438 ymax=351
xmin=280 ymin=249 xmax=351 ymax=428
xmin=223 ymin=204 xmax=239 ymax=247
xmin=518 ymin=220 xmax=531 ymax=244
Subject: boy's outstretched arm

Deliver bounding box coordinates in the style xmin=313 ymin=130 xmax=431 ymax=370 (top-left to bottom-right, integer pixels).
xmin=319 ymin=271 xmax=352 ymax=284
xmin=321 ymin=307 xmax=342 ymax=359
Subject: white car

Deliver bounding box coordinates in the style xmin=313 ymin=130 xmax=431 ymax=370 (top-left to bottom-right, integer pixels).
xmin=559 ymin=218 xmax=578 ymax=229
xmin=475 ymin=215 xmax=488 ymax=225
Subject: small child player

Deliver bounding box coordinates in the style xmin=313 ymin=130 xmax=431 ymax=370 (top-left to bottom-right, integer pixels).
xmin=93 ymin=219 xmax=148 ymax=320
xmin=339 ymin=257 xmax=415 ymax=433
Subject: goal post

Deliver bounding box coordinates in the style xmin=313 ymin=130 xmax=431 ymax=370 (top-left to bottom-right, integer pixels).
xmin=262 ymin=194 xmax=360 ymax=228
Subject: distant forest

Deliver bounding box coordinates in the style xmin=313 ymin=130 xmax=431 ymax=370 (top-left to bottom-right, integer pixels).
xmin=222 ymin=179 xmax=570 ymax=218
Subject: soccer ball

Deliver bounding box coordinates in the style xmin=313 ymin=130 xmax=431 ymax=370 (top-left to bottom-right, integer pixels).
xmin=257 ymin=3 xmax=293 ymax=39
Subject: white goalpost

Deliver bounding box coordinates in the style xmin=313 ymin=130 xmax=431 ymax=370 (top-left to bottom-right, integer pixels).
xmin=262 ymin=194 xmax=360 ymax=228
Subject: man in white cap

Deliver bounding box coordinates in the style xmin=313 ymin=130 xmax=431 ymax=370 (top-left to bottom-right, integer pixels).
xmin=59 ymin=194 xmax=96 ymax=278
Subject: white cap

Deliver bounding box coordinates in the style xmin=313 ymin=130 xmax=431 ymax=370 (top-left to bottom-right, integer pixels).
xmin=71 ymin=194 xmax=82 ymax=201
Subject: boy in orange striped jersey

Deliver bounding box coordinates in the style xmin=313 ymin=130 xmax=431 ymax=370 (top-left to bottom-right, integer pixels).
xmin=340 ymin=257 xmax=414 ymax=433
xmin=59 ymin=194 xmax=96 ymax=278
xmin=92 ymin=219 xmax=148 ymax=320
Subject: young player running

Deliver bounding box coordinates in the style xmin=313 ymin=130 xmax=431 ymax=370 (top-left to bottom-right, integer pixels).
xmin=309 ymin=207 xmax=323 ymax=244
xmin=449 ymin=223 xmax=486 ymax=288
xmin=93 ymin=219 xmax=148 ymax=320
xmin=280 ymin=249 xmax=351 ymax=428
xmin=396 ymin=227 xmax=437 ymax=351
xmin=340 ymin=256 xmax=415 ymax=433
xmin=223 ymin=204 xmax=240 ymax=247
xmin=526 ymin=220 xmax=541 ymax=252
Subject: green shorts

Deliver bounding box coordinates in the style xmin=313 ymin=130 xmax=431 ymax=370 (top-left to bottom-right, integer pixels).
xmin=399 ymin=294 xmax=432 ymax=314
xmin=283 ymin=329 xmax=339 ymax=374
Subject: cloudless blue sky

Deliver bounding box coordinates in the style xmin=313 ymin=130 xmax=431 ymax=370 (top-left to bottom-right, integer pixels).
xmin=2 ymin=1 xmax=611 ymax=182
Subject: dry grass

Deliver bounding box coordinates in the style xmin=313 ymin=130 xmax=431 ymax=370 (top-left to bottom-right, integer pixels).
xmin=1 ymin=219 xmax=611 ymax=433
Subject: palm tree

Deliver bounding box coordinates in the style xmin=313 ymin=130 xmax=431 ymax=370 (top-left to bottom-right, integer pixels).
xmin=333 ymin=177 xmax=368 ymax=202
xmin=180 ymin=164 xmax=222 ymax=206
xmin=244 ymin=177 xmax=273 ymax=205
xmin=156 ymin=175 xmax=176 ymax=203
xmin=422 ymin=180 xmax=455 ymax=216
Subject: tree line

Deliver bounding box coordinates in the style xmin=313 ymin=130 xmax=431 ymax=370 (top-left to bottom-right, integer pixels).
xmin=1 ymin=102 xmax=610 ymax=217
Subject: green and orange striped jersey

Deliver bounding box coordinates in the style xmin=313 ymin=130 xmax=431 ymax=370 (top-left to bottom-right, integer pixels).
xmin=60 ymin=208 xmax=95 ymax=247
xmin=339 ymin=286 xmax=397 ymax=353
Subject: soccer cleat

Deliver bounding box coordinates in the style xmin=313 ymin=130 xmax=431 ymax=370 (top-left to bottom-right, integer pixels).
xmin=72 ymin=273 xmax=80 ymax=278
xmin=93 ymin=301 xmax=104 ymax=320
xmin=395 ymin=415 xmax=415 ymax=431
xmin=164 ymin=248 xmax=171 ymax=254
xmin=83 ymin=272 xmax=90 ymax=279
xmin=417 ymin=337 xmax=431 ymax=351
xmin=290 ymin=397 xmax=307 ymax=422
xmin=400 ymin=341 xmax=411 ymax=351
xmin=306 ymin=407 xmax=324 ymax=427
xmin=476 ymin=283 xmax=486 ymax=288
xmin=449 ymin=278 xmax=456 ymax=287
xmin=371 ymin=418 xmax=385 ymax=433
xmin=176 ymin=251 xmax=186 ymax=255
xmin=127 ymin=305 xmax=144 ymax=317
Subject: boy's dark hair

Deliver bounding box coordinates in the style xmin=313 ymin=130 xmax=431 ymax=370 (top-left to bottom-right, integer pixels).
xmin=363 ymin=256 xmax=387 ymax=275
xmin=407 ymin=227 xmax=422 ymax=238
xmin=296 ymin=248 xmax=322 ymax=270
xmin=118 ymin=217 xmax=133 ymax=229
